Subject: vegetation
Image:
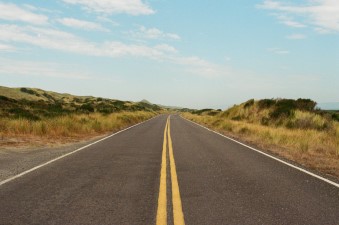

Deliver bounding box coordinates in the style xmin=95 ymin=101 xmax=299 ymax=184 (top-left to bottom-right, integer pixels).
xmin=0 ymin=86 xmax=161 ymax=147
xmin=0 ymin=111 xmax=156 ymax=142
xmin=182 ymin=98 xmax=339 ymax=178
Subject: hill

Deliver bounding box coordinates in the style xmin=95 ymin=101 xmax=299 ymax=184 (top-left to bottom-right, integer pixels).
xmin=219 ymin=98 xmax=337 ymax=130
xmin=182 ymin=98 xmax=339 ymax=178
xmin=0 ymin=86 xmax=162 ymax=120
xmin=189 ymin=98 xmax=338 ymax=129
xmin=140 ymin=99 xmax=183 ymax=110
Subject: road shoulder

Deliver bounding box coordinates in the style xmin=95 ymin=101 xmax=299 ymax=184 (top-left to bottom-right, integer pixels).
xmin=0 ymin=134 xmax=107 ymax=182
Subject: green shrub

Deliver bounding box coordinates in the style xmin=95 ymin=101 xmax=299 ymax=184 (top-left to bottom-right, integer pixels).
xmin=231 ymin=116 xmax=242 ymax=121
xmin=269 ymin=99 xmax=295 ymax=119
xmin=331 ymin=113 xmax=339 ymax=122
xmin=207 ymin=111 xmax=220 ymax=116
xmin=295 ymin=98 xmax=317 ymax=111
xmin=192 ymin=109 xmax=214 ymax=115
xmin=244 ymin=99 xmax=255 ymax=108
xmin=9 ymin=108 xmax=40 ymax=120
xmin=261 ymin=117 xmax=270 ymax=126
xmin=258 ymin=99 xmax=276 ymax=109
xmin=79 ymin=103 xmax=95 ymax=113
xmin=20 ymin=88 xmax=36 ymax=95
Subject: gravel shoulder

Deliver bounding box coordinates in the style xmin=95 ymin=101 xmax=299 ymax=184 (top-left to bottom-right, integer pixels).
xmin=0 ymin=134 xmax=107 ymax=182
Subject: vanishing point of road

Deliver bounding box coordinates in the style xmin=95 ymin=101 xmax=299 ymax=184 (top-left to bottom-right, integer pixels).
xmin=0 ymin=115 xmax=338 ymax=224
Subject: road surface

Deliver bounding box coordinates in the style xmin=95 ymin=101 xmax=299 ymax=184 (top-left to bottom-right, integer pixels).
xmin=0 ymin=115 xmax=338 ymax=225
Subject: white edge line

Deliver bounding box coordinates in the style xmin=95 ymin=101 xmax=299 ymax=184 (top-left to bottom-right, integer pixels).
xmin=0 ymin=115 xmax=160 ymax=187
xmin=180 ymin=116 xmax=339 ymax=188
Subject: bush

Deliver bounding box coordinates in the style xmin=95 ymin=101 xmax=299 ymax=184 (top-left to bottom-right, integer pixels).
xmin=42 ymin=93 xmax=56 ymax=102
xmin=244 ymin=99 xmax=255 ymax=108
xmin=261 ymin=117 xmax=270 ymax=126
xmin=269 ymin=99 xmax=298 ymax=119
xmin=331 ymin=112 xmax=339 ymax=122
xmin=258 ymin=99 xmax=276 ymax=109
xmin=9 ymin=108 xmax=40 ymax=120
xmin=20 ymin=88 xmax=36 ymax=95
xmin=0 ymin=95 xmax=15 ymax=102
xmin=231 ymin=116 xmax=242 ymax=121
xmin=79 ymin=103 xmax=95 ymax=113
xmin=295 ymin=99 xmax=317 ymax=111
xmin=192 ymin=109 xmax=214 ymax=115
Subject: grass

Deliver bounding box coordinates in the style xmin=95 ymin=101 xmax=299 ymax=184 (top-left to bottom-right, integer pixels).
xmin=0 ymin=86 xmax=162 ymax=120
xmin=0 ymin=86 xmax=163 ymax=148
xmin=0 ymin=111 xmax=157 ymax=148
xmin=182 ymin=99 xmax=339 ymax=178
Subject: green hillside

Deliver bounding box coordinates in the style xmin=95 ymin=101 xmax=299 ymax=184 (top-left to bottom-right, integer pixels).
xmin=182 ymin=98 xmax=339 ymax=177
xmin=189 ymin=98 xmax=338 ymax=130
xmin=0 ymin=86 xmax=162 ymax=120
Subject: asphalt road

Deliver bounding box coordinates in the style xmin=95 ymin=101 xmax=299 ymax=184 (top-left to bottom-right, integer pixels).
xmin=0 ymin=115 xmax=338 ymax=225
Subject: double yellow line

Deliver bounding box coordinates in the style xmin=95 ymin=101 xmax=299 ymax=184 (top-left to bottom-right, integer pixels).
xmin=156 ymin=116 xmax=185 ymax=225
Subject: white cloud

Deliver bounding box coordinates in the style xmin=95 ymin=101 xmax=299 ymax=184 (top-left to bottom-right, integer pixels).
xmin=314 ymin=27 xmax=331 ymax=34
xmin=129 ymin=26 xmax=181 ymax=40
xmin=259 ymin=0 xmax=339 ymax=33
xmin=0 ymin=3 xmax=48 ymax=25
xmin=101 ymin=41 xmax=170 ymax=58
xmin=0 ymin=24 xmax=222 ymax=78
xmin=169 ymin=56 xmax=227 ymax=77
xmin=62 ymin=0 xmax=154 ymax=15
xmin=97 ymin=16 xmax=119 ymax=26
xmin=0 ymin=24 xmax=176 ymax=59
xmin=0 ymin=43 xmax=15 ymax=52
xmin=0 ymin=58 xmax=90 ymax=80
xmin=268 ymin=48 xmax=290 ymax=54
xmin=275 ymin=15 xmax=306 ymax=28
xmin=286 ymin=34 xmax=307 ymax=39
xmin=282 ymin=20 xmax=306 ymax=28
xmin=57 ymin=18 xmax=109 ymax=32
xmin=155 ymin=44 xmax=178 ymax=53
xmin=0 ymin=25 xmax=93 ymax=54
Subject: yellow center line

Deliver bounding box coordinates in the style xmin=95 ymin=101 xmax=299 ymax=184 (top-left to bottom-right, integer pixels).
xmin=157 ymin=116 xmax=185 ymax=225
xmin=168 ymin=117 xmax=185 ymax=225
xmin=156 ymin=118 xmax=168 ymax=225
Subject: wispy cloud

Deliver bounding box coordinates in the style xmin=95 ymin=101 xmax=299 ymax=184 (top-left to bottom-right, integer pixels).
xmin=0 ymin=24 xmax=170 ymax=58
xmin=0 ymin=3 xmax=48 ymax=25
xmin=0 ymin=25 xmax=90 ymax=54
xmin=128 ymin=26 xmax=181 ymax=40
xmin=258 ymin=0 xmax=339 ymax=33
xmin=0 ymin=58 xmax=90 ymax=80
xmin=96 ymin=16 xmax=119 ymax=26
xmin=0 ymin=24 xmax=224 ymax=78
xmin=0 ymin=43 xmax=16 ymax=52
xmin=62 ymin=0 xmax=155 ymax=15
xmin=0 ymin=1 xmax=222 ymax=78
xmin=268 ymin=48 xmax=290 ymax=54
xmin=57 ymin=18 xmax=109 ymax=32
xmin=169 ymin=56 xmax=228 ymax=78
xmin=154 ymin=44 xmax=178 ymax=53
xmin=286 ymin=34 xmax=307 ymax=40
xmin=274 ymin=14 xmax=306 ymax=28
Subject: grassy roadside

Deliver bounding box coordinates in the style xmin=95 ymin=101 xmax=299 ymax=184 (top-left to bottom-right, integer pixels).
xmin=181 ymin=100 xmax=339 ymax=178
xmin=0 ymin=86 xmax=164 ymax=148
xmin=0 ymin=111 xmax=158 ymax=148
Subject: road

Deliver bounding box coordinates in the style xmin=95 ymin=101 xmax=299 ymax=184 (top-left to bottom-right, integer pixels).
xmin=0 ymin=115 xmax=338 ymax=225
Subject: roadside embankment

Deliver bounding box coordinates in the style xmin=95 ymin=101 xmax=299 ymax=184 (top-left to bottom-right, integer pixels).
xmin=181 ymin=99 xmax=339 ymax=178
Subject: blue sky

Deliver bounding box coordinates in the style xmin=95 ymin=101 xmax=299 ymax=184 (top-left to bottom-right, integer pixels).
xmin=0 ymin=0 xmax=338 ymax=109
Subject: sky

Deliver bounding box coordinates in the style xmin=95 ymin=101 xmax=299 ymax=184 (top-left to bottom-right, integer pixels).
xmin=0 ymin=0 xmax=338 ymax=109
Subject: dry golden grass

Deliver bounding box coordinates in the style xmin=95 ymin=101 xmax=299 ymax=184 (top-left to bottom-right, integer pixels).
xmin=0 ymin=111 xmax=157 ymax=148
xmin=182 ymin=113 xmax=339 ymax=178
